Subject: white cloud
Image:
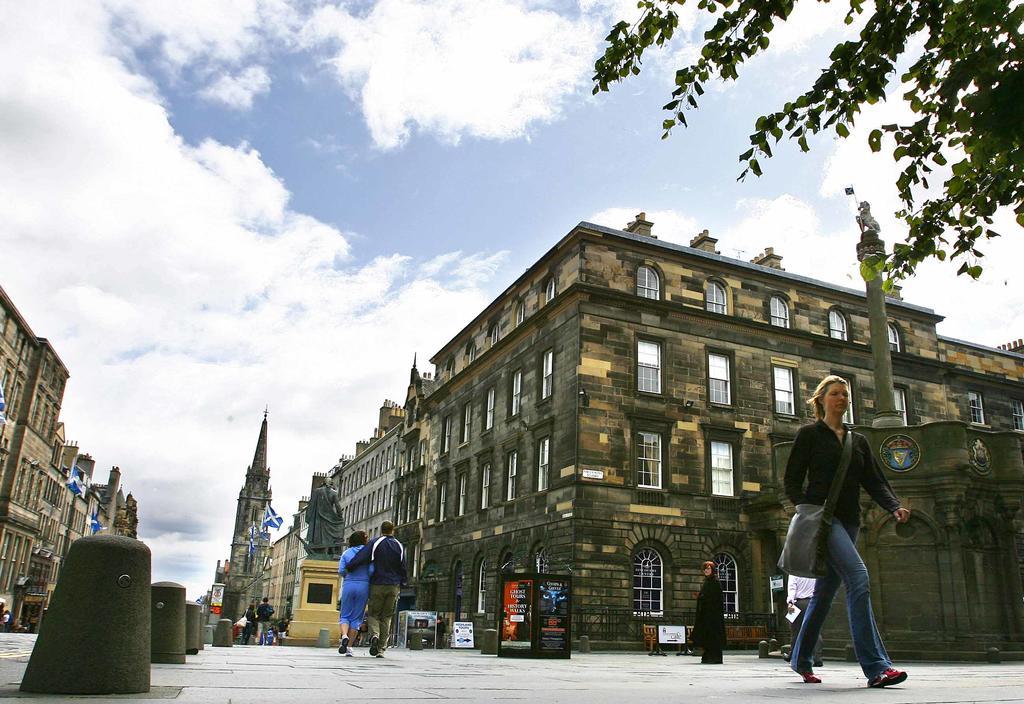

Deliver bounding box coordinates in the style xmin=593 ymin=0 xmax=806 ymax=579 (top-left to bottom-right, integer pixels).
xmin=302 ymin=0 xmax=602 ymax=149
xmin=200 ymin=66 xmax=272 ymax=110
xmin=0 ymin=2 xmax=501 ymax=599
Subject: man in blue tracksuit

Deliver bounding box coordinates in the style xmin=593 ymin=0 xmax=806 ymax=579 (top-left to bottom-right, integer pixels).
xmin=345 ymin=520 xmax=407 ymax=657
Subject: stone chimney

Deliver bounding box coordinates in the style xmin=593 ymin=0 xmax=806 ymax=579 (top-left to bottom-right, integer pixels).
xmin=997 ymin=338 xmax=1024 ymax=353
xmin=624 ymin=212 xmax=655 ymax=238
xmin=886 ymin=284 xmax=903 ymax=301
xmin=689 ymin=229 xmax=719 ymax=253
xmin=750 ymin=247 xmax=784 ymax=270
xmin=378 ymin=399 xmax=405 ymax=434
xmin=355 ymin=440 xmax=370 ymax=455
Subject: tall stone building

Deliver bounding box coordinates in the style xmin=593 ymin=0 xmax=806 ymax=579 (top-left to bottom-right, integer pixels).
xmin=223 ymin=412 xmax=274 ymax=620
xmin=396 ymin=215 xmax=1024 ymax=655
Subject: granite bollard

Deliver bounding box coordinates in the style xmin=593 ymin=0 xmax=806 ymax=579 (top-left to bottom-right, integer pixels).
xmin=20 ymin=535 xmax=151 ymax=694
xmin=758 ymin=640 xmax=769 ymax=658
xmin=204 ymin=624 xmax=215 ymax=644
xmin=479 ymin=628 xmax=498 ymax=655
xmin=213 ymin=619 xmax=233 ymax=647
xmin=151 ymin=582 xmax=187 ymax=664
xmin=577 ymin=635 xmax=591 ymax=653
xmin=317 ymin=628 xmax=330 ymax=648
xmin=185 ymin=603 xmax=201 ymax=655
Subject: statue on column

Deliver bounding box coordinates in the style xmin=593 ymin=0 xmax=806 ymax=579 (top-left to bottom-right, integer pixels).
xmin=303 ymin=477 xmax=345 ymax=558
xmin=856 ymin=201 xmax=880 ymax=235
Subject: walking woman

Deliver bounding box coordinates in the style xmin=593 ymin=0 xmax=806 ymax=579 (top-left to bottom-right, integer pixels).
xmin=784 ymin=375 xmax=910 ymax=687
xmin=691 ymin=560 xmax=726 ymax=664
xmin=338 ymin=530 xmax=371 ymax=656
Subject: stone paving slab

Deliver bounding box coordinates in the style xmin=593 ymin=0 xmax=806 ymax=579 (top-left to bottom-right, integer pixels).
xmin=0 ymin=635 xmax=1021 ymax=703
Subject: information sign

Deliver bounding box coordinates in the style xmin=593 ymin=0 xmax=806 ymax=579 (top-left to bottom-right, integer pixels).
xmin=537 ymin=578 xmax=570 ymax=653
xmin=452 ymin=621 xmax=475 ymax=648
xmin=501 ymin=579 xmax=533 ymax=649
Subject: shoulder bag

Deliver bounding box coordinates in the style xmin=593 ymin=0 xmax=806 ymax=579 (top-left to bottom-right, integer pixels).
xmin=777 ymin=429 xmax=853 ymax=578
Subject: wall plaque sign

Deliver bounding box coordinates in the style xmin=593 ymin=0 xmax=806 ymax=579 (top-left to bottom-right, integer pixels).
xmin=880 ymin=434 xmax=921 ymax=473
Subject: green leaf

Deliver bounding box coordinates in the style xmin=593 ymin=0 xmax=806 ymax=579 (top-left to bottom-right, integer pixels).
xmin=836 ymin=123 xmax=849 ymax=138
xmin=750 ymin=159 xmax=762 ymax=177
xmin=868 ymin=129 xmax=882 ymax=152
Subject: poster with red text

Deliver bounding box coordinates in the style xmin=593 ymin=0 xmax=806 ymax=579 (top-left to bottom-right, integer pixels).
xmin=501 ymin=579 xmax=533 ymax=649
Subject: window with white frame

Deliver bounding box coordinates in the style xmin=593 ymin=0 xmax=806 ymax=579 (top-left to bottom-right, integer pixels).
xmin=705 ymin=281 xmax=727 ymax=314
xmin=536 ymin=436 xmax=550 ymax=492
xmin=710 ymin=441 xmax=734 ymax=496
xmin=438 ymin=481 xmax=446 ymax=522
xmin=887 ymin=322 xmax=902 ymax=352
xmin=632 ymin=548 xmax=663 ymax=615
xmin=477 ymin=560 xmax=488 ymax=613
xmin=516 ymin=302 xmax=525 ymax=326
xmin=773 ymin=366 xmax=795 ymax=415
xmin=712 ymin=552 xmax=739 ymax=613
xmin=457 ymin=473 xmax=467 ymax=516
xmin=480 ymin=462 xmax=491 ymax=509
xmin=467 ymin=342 xmax=476 ymax=363
xmin=489 ymin=323 xmax=499 ymax=346
xmin=836 ymin=375 xmax=855 ymax=424
xmin=511 ymin=370 xmax=522 ymax=416
xmin=637 ymin=340 xmax=662 ymax=394
xmin=1012 ymin=399 xmax=1024 ymax=431
xmin=415 ymin=489 xmax=422 ymax=519
xmin=769 ymin=296 xmax=790 ymax=328
xmin=894 ymin=387 xmax=908 ymax=425
xmin=829 ymin=309 xmax=848 ymax=340
xmin=485 ymin=387 xmax=495 ymax=430
xmin=442 ymin=415 xmax=452 ymax=453
xmin=636 ymin=432 xmax=662 ymax=489
xmin=545 ymin=277 xmax=556 ymax=303
xmin=968 ymin=391 xmax=985 ymax=424
xmin=506 ymin=450 xmax=518 ymax=501
xmin=461 ymin=403 xmax=471 ymax=444
xmin=535 ymin=547 xmax=549 ymax=573
xmin=708 ymin=353 xmax=731 ymax=405
xmin=542 ymin=349 xmax=553 ymax=399
xmin=637 ymin=266 xmax=660 ymax=299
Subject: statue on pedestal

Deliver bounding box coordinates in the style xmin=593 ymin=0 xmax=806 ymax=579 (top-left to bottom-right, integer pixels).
xmin=303 ymin=477 xmax=345 ymax=558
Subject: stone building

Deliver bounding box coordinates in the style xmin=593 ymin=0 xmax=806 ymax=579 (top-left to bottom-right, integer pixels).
xmin=397 ymin=215 xmax=1024 ymax=655
xmin=223 ymin=412 xmax=274 ymax=620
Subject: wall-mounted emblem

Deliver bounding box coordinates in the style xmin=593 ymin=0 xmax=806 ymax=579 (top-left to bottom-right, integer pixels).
xmin=968 ymin=438 xmax=992 ymax=475
xmin=880 ymin=434 xmax=921 ymax=472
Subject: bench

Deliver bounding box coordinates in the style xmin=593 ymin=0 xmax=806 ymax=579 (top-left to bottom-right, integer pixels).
xmin=726 ymin=624 xmax=769 ymax=646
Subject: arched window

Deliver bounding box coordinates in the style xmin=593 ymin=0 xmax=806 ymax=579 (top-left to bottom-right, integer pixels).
xmin=887 ymin=322 xmax=902 ymax=352
xmin=712 ymin=552 xmax=738 ymax=613
xmin=545 ymin=277 xmax=556 ymax=303
xmin=445 ymin=357 xmax=456 ymax=377
xmin=828 ymin=309 xmax=848 ymax=340
xmin=636 ymin=266 xmax=660 ymax=300
xmin=632 ymin=548 xmax=664 ymax=615
xmin=705 ymin=281 xmax=727 ymax=314
xmin=477 ymin=559 xmax=488 ymax=614
xmin=489 ymin=323 xmax=499 ymax=346
xmin=534 ymin=547 xmax=549 ymax=573
xmin=769 ymin=296 xmax=790 ymax=328
xmin=466 ymin=341 xmax=476 ymax=363
xmin=516 ymin=301 xmax=526 ymax=326
xmin=501 ymin=550 xmax=515 ymax=574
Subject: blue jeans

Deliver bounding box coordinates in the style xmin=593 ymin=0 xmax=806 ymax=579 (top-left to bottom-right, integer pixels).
xmin=791 ymin=519 xmax=892 ymax=680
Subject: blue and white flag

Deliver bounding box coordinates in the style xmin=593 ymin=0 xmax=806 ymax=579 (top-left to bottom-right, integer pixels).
xmin=261 ymin=505 xmax=284 ymax=531
xmin=90 ymin=509 xmax=105 ymax=534
xmin=248 ymin=524 xmax=256 ymax=558
xmin=67 ymin=464 xmax=88 ymax=496
xmin=0 ymin=380 xmax=6 ymax=426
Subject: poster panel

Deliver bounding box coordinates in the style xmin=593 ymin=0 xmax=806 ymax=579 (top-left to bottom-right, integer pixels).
xmin=537 ymin=578 xmax=570 ymax=653
xmin=452 ymin=621 xmax=475 ymax=648
xmin=501 ymin=579 xmax=533 ymax=649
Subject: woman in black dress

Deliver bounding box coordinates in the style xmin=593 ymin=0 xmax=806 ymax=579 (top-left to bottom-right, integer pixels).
xmin=692 ymin=560 xmax=726 ymax=664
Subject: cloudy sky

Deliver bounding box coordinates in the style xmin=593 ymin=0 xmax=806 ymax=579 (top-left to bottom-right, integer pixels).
xmin=1 ymin=1 xmax=1020 ymax=600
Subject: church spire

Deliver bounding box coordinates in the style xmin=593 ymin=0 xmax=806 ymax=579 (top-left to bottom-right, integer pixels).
xmin=251 ymin=409 xmax=269 ymax=474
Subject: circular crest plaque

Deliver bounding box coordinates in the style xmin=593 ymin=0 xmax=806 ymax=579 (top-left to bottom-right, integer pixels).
xmin=968 ymin=438 xmax=992 ymax=475
xmin=880 ymin=434 xmax=921 ymax=472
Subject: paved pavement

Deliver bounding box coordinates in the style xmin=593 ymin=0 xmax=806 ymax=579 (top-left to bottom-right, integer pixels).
xmin=0 ymin=634 xmax=1021 ymax=703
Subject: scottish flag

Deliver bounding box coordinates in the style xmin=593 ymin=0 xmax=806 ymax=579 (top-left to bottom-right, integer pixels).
xmin=67 ymin=464 xmax=88 ymax=496
xmin=0 ymin=380 xmax=6 ymax=426
xmin=248 ymin=524 xmax=256 ymax=557
xmin=261 ymin=505 xmax=284 ymax=531
xmin=90 ymin=509 xmax=105 ymax=534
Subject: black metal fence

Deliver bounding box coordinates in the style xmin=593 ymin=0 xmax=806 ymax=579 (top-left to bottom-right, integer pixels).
xmin=572 ymin=607 xmax=778 ymax=645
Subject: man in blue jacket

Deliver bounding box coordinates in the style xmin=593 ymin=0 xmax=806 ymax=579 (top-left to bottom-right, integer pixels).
xmin=345 ymin=520 xmax=407 ymax=657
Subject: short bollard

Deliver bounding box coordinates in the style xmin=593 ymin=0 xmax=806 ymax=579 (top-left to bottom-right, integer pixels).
xmin=781 ymin=644 xmax=791 ymax=659
xmin=758 ymin=640 xmax=769 ymax=658
xmin=479 ymin=628 xmax=498 ymax=655
xmin=151 ymin=581 xmax=186 ymax=664
xmin=213 ymin=618 xmax=233 ymax=647
xmin=185 ymin=603 xmax=201 ymax=655
xmin=204 ymin=624 xmax=215 ymax=645
xmin=986 ymin=647 xmax=1001 ymax=664
xmin=845 ymin=644 xmax=856 ymax=662
xmin=317 ymin=628 xmax=330 ymax=648
xmin=578 ymin=635 xmax=591 ymax=654
xmin=21 ymin=535 xmax=151 ymax=694
xmin=769 ymin=638 xmax=779 ymax=652
xmin=408 ymin=634 xmax=424 ymax=650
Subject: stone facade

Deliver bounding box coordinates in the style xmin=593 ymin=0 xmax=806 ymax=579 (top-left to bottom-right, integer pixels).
xmin=394 ymin=218 xmax=1024 ymax=654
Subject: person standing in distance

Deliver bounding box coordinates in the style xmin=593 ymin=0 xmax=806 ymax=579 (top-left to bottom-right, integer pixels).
xmin=344 ymin=520 xmax=407 ymax=658
xmin=784 ymin=375 xmax=910 ymax=687
xmin=784 ymin=576 xmax=822 ymax=666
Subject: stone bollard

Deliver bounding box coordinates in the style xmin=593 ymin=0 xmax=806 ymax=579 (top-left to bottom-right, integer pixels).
xmin=185 ymin=603 xmax=201 ymax=655
xmin=986 ymin=647 xmax=1001 ymax=664
xmin=845 ymin=644 xmax=856 ymax=662
xmin=769 ymin=638 xmax=779 ymax=652
xmin=204 ymin=624 xmax=215 ymax=645
xmin=317 ymin=628 xmax=330 ymax=648
xmin=151 ymin=582 xmax=186 ymax=664
xmin=408 ymin=633 xmax=424 ymax=650
xmin=21 ymin=535 xmax=151 ymax=694
xmin=213 ymin=618 xmax=233 ymax=647
xmin=578 ymin=635 xmax=591 ymax=654
xmin=758 ymin=640 xmax=770 ymax=658
xmin=479 ymin=628 xmax=498 ymax=655
xmin=781 ymin=644 xmax=791 ymax=659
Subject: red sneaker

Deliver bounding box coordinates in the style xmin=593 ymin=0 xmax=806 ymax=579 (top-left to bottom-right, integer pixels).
xmin=798 ymin=671 xmax=821 ymax=684
xmin=868 ymin=668 xmax=907 ymax=688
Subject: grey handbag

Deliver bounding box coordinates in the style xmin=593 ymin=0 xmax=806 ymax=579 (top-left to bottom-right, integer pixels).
xmin=778 ymin=429 xmax=854 ymax=578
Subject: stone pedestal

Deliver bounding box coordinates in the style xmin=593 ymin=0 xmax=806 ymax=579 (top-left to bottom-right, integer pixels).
xmin=282 ymin=559 xmax=339 ymax=647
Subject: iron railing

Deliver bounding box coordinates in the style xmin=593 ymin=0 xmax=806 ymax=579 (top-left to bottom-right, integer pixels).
xmin=572 ymin=606 xmax=778 ymax=645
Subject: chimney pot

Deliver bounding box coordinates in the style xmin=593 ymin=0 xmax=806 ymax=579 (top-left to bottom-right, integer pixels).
xmin=624 ymin=212 xmax=655 ymax=238
xmin=689 ymin=229 xmax=719 ymax=253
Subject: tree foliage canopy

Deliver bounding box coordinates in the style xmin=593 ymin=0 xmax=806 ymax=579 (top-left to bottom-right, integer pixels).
xmin=593 ymin=0 xmax=1023 ymax=281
